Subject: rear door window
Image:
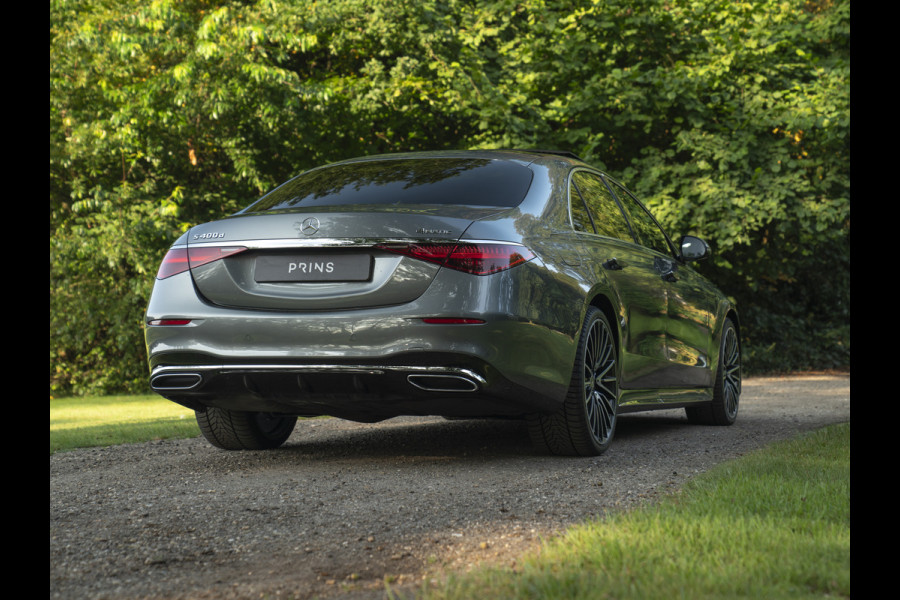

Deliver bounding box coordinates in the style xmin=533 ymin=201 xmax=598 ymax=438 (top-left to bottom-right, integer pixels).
xmin=571 ymin=171 xmax=634 ymax=243
xmin=607 ymin=180 xmax=673 ymax=256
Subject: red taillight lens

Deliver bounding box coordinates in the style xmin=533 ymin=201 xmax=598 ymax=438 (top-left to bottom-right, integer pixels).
xmin=445 ymin=243 xmax=535 ymax=275
xmin=147 ymin=319 xmax=192 ymax=326
xmin=156 ymin=248 xmax=190 ymax=279
xmin=393 ymin=243 xmax=460 ymax=265
xmin=156 ymin=246 xmax=248 ymax=279
xmin=187 ymin=246 xmax=247 ymax=269
xmin=376 ymin=242 xmax=535 ymax=275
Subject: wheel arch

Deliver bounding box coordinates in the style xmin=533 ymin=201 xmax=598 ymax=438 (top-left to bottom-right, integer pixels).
xmin=586 ymin=292 xmax=621 ymax=355
xmin=726 ymin=307 xmax=741 ymax=347
xmin=716 ymin=304 xmax=741 ymax=353
xmin=708 ymin=304 xmax=740 ymax=387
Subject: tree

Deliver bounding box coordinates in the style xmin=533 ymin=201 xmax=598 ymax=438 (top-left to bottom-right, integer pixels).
xmin=50 ymin=0 xmax=849 ymax=395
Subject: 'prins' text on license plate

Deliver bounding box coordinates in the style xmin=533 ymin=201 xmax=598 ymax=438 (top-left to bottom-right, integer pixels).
xmin=254 ymin=254 xmax=372 ymax=282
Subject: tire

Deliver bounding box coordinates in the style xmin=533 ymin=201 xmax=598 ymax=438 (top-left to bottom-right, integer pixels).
xmin=195 ymin=407 xmax=297 ymax=450
xmin=528 ymin=307 xmax=618 ymax=456
xmin=686 ymin=317 xmax=741 ymax=425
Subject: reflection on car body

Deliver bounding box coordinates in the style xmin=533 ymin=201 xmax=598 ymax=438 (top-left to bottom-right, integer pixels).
xmin=145 ymin=149 xmax=741 ymax=456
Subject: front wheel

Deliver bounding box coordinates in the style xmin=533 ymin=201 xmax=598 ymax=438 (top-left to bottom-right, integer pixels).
xmin=528 ymin=307 xmax=618 ymax=456
xmin=196 ymin=407 xmax=297 ymax=450
xmin=686 ymin=317 xmax=741 ymax=425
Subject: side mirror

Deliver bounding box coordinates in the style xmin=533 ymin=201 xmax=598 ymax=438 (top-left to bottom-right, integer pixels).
xmin=679 ymin=235 xmax=710 ymax=262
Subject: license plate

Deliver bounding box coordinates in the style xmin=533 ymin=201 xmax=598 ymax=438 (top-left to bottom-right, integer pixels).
xmin=254 ymin=254 xmax=372 ymax=282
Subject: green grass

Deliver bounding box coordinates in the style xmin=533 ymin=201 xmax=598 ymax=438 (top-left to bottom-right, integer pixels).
xmin=50 ymin=394 xmax=199 ymax=454
xmin=418 ymin=423 xmax=850 ymax=600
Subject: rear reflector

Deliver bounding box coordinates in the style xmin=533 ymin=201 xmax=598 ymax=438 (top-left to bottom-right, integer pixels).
xmin=156 ymin=246 xmax=247 ymax=279
xmin=376 ymin=242 xmax=535 ymax=275
xmin=147 ymin=319 xmax=192 ymax=326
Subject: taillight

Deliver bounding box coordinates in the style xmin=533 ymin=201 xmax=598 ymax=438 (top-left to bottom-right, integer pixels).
xmin=147 ymin=319 xmax=192 ymax=326
xmin=445 ymin=243 xmax=535 ymax=275
xmin=156 ymin=246 xmax=248 ymax=279
xmin=376 ymin=242 xmax=535 ymax=275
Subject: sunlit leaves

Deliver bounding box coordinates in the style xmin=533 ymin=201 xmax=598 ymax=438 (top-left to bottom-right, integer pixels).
xmin=50 ymin=0 xmax=849 ymax=393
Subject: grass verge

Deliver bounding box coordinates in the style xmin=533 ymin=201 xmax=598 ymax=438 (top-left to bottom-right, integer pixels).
xmin=50 ymin=394 xmax=199 ymax=454
xmin=417 ymin=423 xmax=850 ymax=600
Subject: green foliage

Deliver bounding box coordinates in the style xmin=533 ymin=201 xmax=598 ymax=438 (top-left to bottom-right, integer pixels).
xmin=50 ymin=0 xmax=849 ymax=394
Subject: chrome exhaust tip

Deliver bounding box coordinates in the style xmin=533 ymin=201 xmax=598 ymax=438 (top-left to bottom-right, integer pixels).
xmin=150 ymin=372 xmax=203 ymax=391
xmin=407 ymin=374 xmax=479 ymax=393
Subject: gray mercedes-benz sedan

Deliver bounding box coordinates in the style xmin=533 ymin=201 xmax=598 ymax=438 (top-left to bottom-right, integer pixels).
xmin=145 ymin=149 xmax=741 ymax=456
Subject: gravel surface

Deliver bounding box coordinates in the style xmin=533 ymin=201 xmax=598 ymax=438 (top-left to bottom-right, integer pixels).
xmin=50 ymin=375 xmax=850 ymax=600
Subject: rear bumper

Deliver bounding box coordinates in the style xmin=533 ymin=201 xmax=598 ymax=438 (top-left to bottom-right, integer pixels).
xmin=151 ymin=363 xmax=486 ymax=394
xmin=149 ymin=357 xmax=560 ymax=421
xmin=145 ymin=264 xmax=584 ymax=419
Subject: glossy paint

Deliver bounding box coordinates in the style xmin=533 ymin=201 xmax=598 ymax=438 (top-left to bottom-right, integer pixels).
xmin=145 ymin=150 xmax=737 ymax=423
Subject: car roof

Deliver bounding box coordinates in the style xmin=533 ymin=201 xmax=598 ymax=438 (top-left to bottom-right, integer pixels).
xmin=325 ymin=149 xmax=589 ymax=170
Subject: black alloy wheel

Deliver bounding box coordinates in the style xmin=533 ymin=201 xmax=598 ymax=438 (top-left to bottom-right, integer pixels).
xmin=686 ymin=317 xmax=741 ymax=425
xmin=528 ymin=307 xmax=619 ymax=456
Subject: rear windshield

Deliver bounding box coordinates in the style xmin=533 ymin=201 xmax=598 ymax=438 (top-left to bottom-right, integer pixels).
xmin=243 ymin=158 xmax=534 ymax=212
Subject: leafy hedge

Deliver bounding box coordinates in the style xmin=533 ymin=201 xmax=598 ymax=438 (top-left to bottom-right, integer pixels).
xmin=50 ymin=0 xmax=849 ymax=395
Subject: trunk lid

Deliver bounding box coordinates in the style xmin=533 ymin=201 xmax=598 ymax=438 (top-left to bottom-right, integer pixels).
xmin=187 ymin=205 xmax=509 ymax=311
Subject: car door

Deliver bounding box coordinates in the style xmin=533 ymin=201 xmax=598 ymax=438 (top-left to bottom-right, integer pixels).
xmin=605 ymin=179 xmax=714 ymax=389
xmin=569 ymin=170 xmax=671 ymax=390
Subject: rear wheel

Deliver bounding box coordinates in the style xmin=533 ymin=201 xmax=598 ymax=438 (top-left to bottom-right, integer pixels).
xmin=686 ymin=318 xmax=741 ymax=425
xmin=196 ymin=407 xmax=297 ymax=450
xmin=528 ymin=307 xmax=618 ymax=456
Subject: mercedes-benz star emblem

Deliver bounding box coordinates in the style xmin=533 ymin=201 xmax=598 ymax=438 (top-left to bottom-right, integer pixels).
xmin=299 ymin=217 xmax=320 ymax=236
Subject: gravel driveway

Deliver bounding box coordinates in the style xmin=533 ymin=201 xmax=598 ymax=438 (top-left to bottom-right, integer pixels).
xmin=50 ymin=374 xmax=850 ymax=600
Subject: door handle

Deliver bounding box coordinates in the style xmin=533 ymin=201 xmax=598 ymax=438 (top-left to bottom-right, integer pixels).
xmin=603 ymin=258 xmax=624 ymax=271
xmin=655 ymin=257 xmax=678 ymax=282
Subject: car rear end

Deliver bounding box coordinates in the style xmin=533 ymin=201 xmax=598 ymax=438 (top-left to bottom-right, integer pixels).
xmin=145 ymin=153 xmax=577 ymax=422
